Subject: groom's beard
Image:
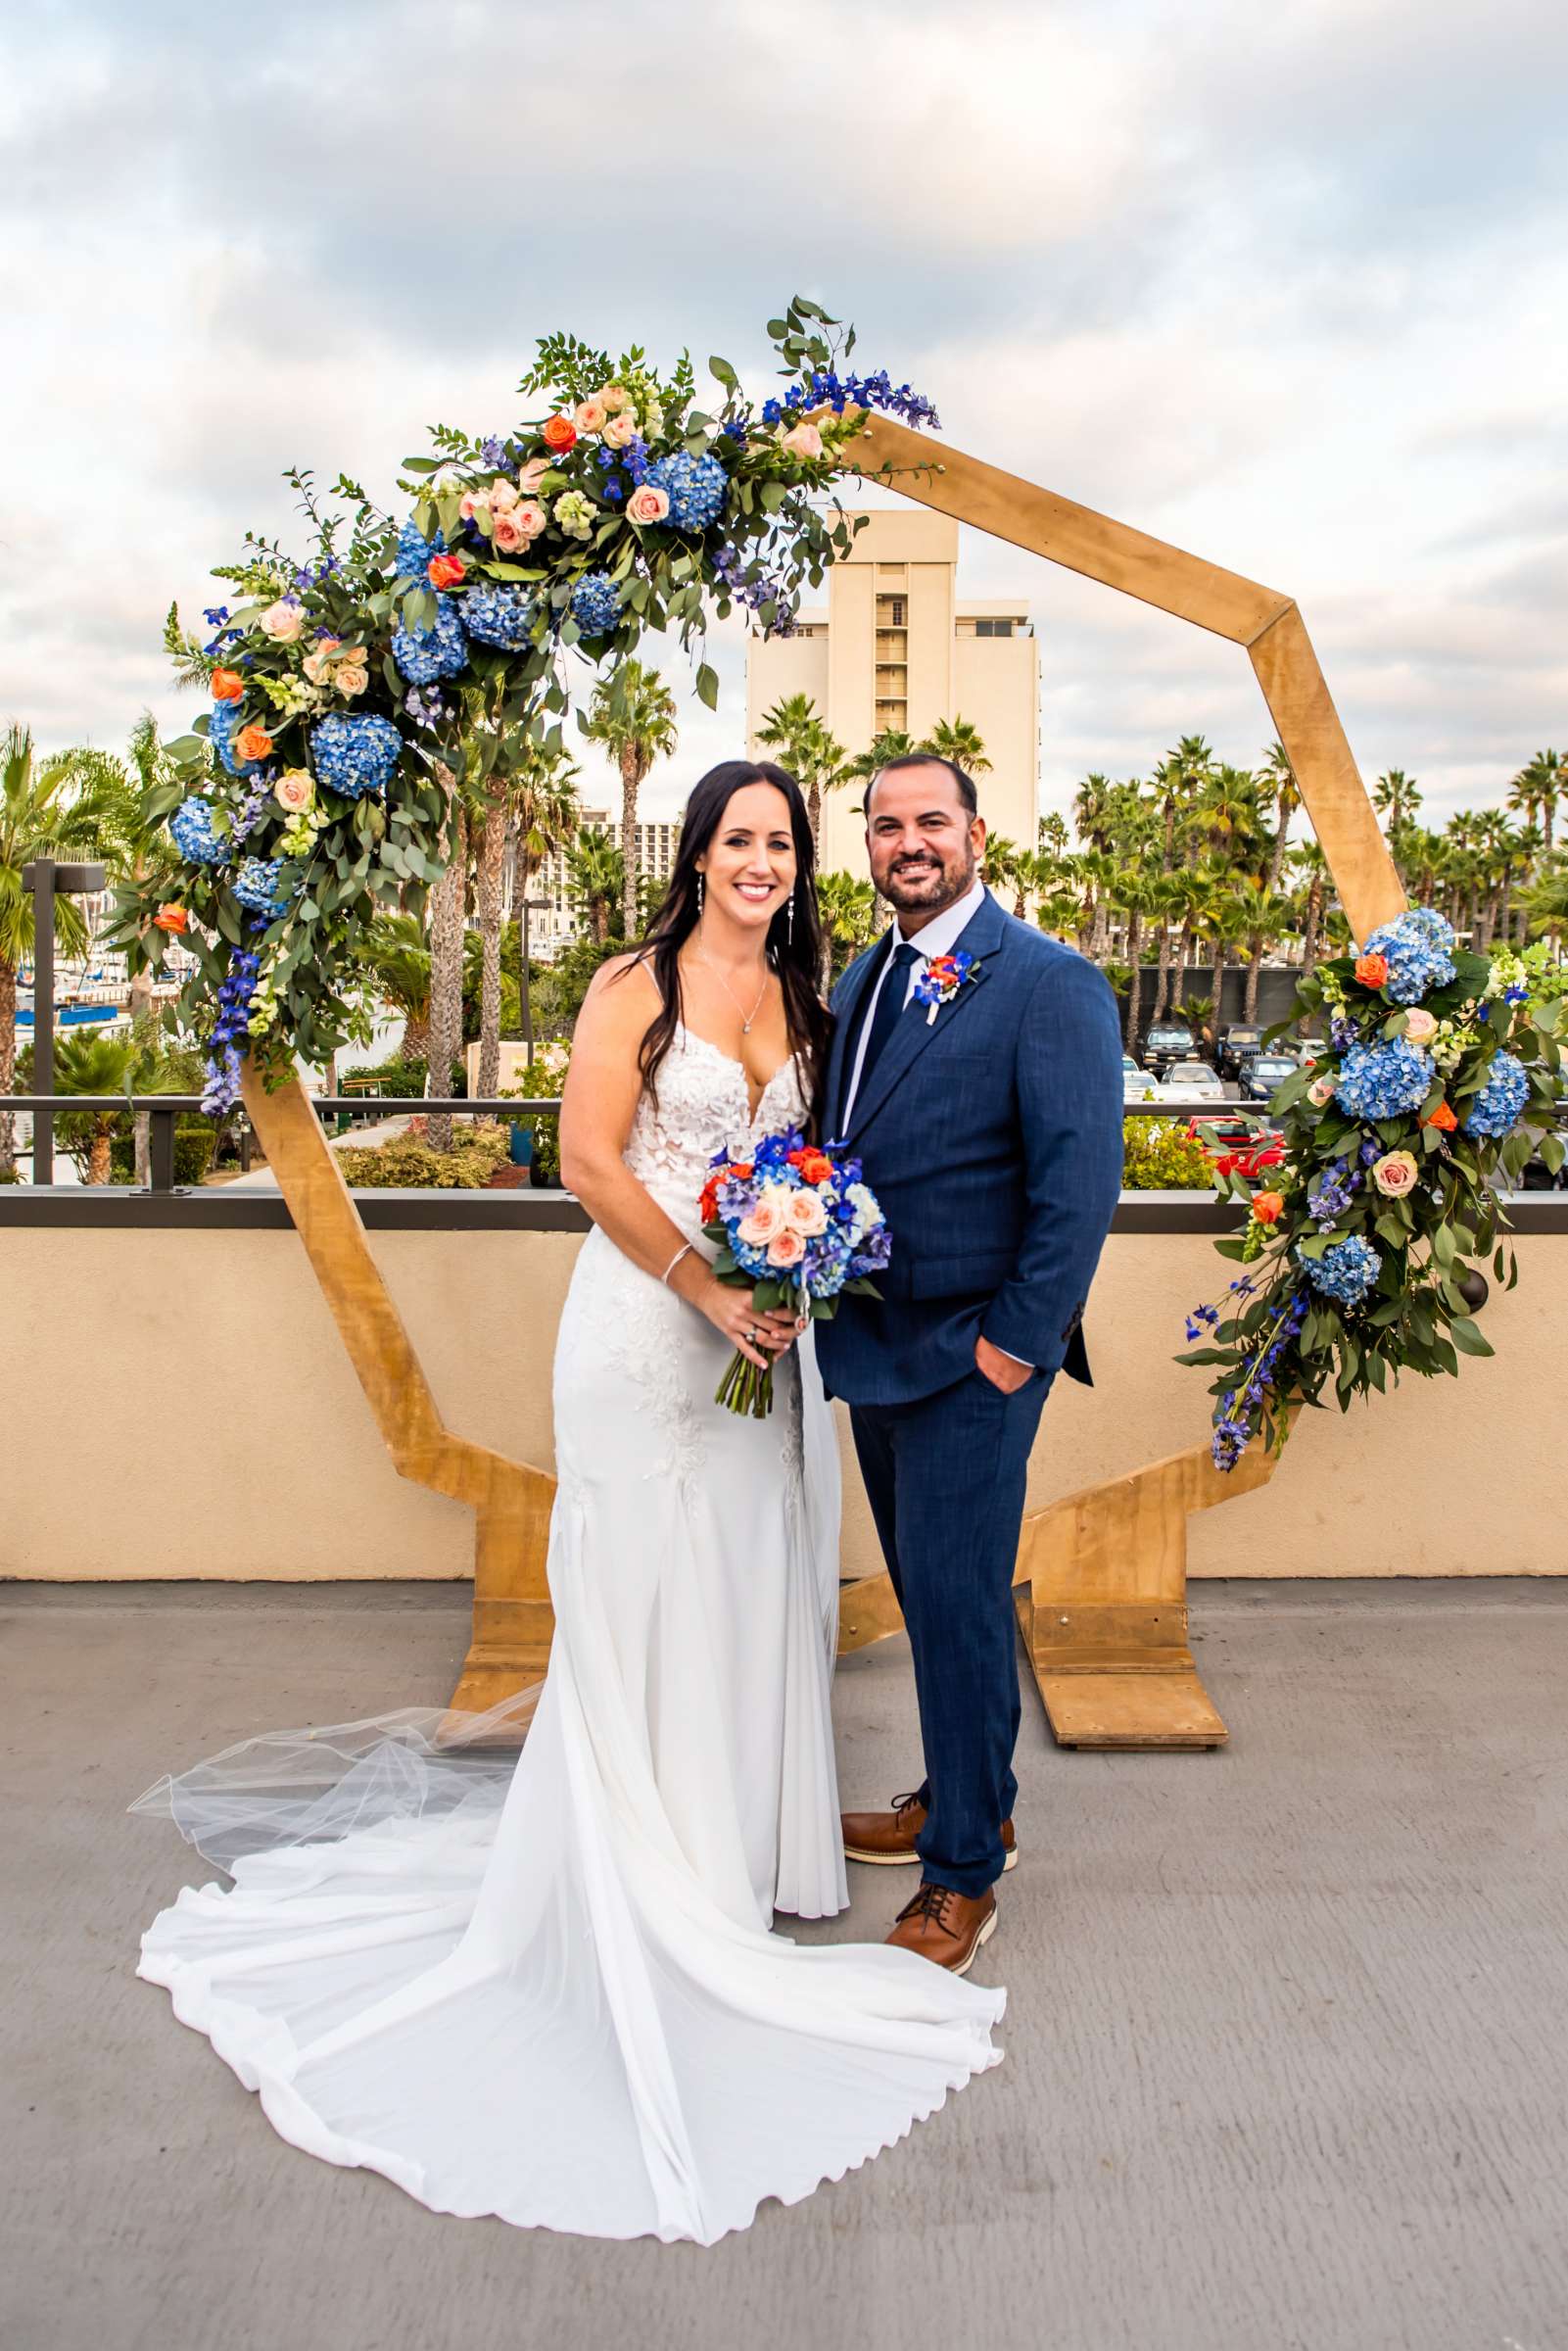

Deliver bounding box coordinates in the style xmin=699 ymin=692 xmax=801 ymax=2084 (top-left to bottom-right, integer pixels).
xmin=875 ymin=846 xmax=977 ymax=919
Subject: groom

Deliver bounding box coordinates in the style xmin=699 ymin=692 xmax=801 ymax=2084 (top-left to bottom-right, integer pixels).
xmin=817 ymin=753 xmax=1123 ymax=1975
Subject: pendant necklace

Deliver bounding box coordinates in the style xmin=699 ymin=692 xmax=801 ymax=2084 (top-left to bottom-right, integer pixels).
xmin=695 ymin=931 xmax=770 ymax=1032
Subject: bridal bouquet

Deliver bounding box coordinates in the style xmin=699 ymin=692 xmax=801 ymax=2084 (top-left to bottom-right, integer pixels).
xmin=700 ymin=1127 xmax=891 ymax=1417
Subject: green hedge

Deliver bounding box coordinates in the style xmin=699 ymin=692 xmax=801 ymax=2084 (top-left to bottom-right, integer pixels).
xmin=334 ymin=1121 xmax=511 ymax=1190
xmin=1121 ymin=1117 xmax=1218 ymax=1190
xmin=108 ymin=1123 xmax=216 ymax=1186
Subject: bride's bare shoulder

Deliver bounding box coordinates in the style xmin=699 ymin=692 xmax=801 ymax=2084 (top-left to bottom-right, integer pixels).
xmin=579 ymin=953 xmax=663 ymax=1036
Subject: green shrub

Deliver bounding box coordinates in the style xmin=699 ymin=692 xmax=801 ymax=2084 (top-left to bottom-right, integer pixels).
xmin=107 ymin=1122 xmax=217 ymax=1186
xmin=1121 ymin=1117 xmax=1217 ymax=1190
xmin=501 ymin=1040 xmax=572 ymax=1187
xmin=340 ymin=1053 xmax=464 ymax=1101
xmin=334 ymin=1120 xmax=511 ymax=1190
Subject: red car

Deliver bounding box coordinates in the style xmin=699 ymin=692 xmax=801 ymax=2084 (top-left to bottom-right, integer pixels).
xmin=1185 ymin=1116 xmax=1286 ymax=1183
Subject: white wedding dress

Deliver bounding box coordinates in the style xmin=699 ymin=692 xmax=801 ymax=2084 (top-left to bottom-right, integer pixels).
xmin=135 ymin=1028 xmax=1005 ymax=2244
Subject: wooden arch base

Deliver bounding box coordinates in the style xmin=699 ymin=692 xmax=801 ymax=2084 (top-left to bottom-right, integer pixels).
xmin=246 ymin=416 xmax=1405 ymax=1746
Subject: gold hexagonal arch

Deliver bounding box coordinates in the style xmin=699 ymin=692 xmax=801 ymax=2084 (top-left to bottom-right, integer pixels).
xmin=241 ymin=414 xmax=1406 ymax=1750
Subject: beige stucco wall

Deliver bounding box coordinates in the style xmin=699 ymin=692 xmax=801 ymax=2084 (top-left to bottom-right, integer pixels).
xmin=3 ymin=1224 xmax=1564 ymax=1582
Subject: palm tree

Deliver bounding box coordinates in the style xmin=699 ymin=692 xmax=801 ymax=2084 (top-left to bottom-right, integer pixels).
xmin=980 ymin=833 xmax=1022 ymax=909
xmin=1198 ymin=885 xmax=1254 ymax=1032
xmin=755 ymin=693 xmax=850 ymax=853
xmin=1144 ymin=871 xmax=1192 ymax=1026
xmin=815 ymin=869 xmax=879 ymax=979
xmin=1072 ymin=848 xmax=1119 ymax=963
xmin=923 ymin=715 xmax=992 ymax=776
xmin=0 ymin=726 xmax=112 ymax=1173
xmin=1037 ymin=809 xmax=1069 ymax=859
xmin=1290 ymin=840 xmax=1332 ymax=976
xmin=1235 ymin=877 xmax=1296 ymax=1023
xmin=1196 ymin=763 xmax=1264 ymax=863
xmin=1113 ymin=868 xmax=1157 ymax=1048
xmin=1509 ymin=749 xmax=1565 ymax=856
xmin=49 ymin=1024 xmax=139 ymax=1184
xmin=1373 ymin=767 xmax=1422 ymax=838
xmin=1259 ymin=740 xmax=1302 ymax=900
xmin=1072 ymin=773 xmax=1117 ymax=853
xmin=1522 ymin=863 xmax=1568 ymax=952
xmin=566 ymin=828 xmax=624 ymax=946
xmin=471 ymin=736 xmax=580 ymax=1101
xmin=583 ymin=661 xmax=679 ymax=939
xmin=363 ymin=915 xmax=433 ymax=1061
xmin=1151 ymin=734 xmax=1212 ymax=873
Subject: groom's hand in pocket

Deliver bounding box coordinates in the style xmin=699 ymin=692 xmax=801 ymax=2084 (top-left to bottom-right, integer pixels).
xmin=974 ymin=1334 xmax=1033 ymax=1395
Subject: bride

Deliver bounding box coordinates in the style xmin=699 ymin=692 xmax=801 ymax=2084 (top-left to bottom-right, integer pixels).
xmin=135 ymin=757 xmax=1005 ymax=2245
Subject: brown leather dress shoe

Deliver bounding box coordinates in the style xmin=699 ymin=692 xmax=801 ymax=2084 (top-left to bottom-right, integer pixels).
xmin=885 ymin=1881 xmax=998 ymax=1976
xmin=841 ymin=1791 xmax=1018 ymax=1872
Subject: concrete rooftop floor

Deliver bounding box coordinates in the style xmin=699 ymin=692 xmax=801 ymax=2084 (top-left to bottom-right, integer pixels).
xmin=4 ymin=1578 xmax=1566 ymax=2351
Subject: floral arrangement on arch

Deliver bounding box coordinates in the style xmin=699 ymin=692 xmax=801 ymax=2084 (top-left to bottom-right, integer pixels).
xmin=1180 ymin=909 xmax=1565 ymax=1470
xmin=110 ymin=299 xmax=938 ymax=1113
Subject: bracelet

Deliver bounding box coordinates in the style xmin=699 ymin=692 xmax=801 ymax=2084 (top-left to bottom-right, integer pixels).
xmin=661 ymin=1242 xmax=694 ymax=1287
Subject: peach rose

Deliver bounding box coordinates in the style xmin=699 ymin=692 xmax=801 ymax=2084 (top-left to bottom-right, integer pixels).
xmin=779 ymin=421 xmax=824 ymax=461
xmin=1372 ymin=1149 xmax=1419 ymax=1197
xmin=1252 ymin=1190 xmax=1284 ymax=1224
xmin=210 ymin=667 xmax=244 ymax=701
xmin=785 ymin=1188 xmax=828 ymax=1236
xmin=334 ymin=659 xmax=369 ymax=697
xmin=302 ymin=637 xmax=343 ymax=685
xmin=235 ymin=723 xmax=273 ymax=763
xmin=767 ymin=1227 xmax=806 ymax=1270
xmin=515 ymin=456 xmax=549 ymax=495
xmin=1403 ymin=1007 xmax=1438 ymax=1044
xmin=626 ymin=485 xmax=672 ymax=526
xmin=602 ymin=411 xmax=638 ymax=449
xmin=737 ymin=1199 xmax=784 ymax=1247
xmin=154 ymin=903 xmax=189 ymax=935
xmin=574 ymin=398 xmax=608 ymax=435
xmin=488 ymin=475 xmax=521 ymax=512
xmin=427 ymin=552 xmax=466 ymax=589
xmin=541 ymin=415 xmax=577 ymax=453
xmin=598 ymin=383 xmax=630 ymax=413
xmin=458 ymin=486 xmax=493 ymax=522
xmin=273 ymin=768 xmax=314 ymax=812
xmin=1354 ymin=952 xmax=1390 ymax=989
xmin=1307 ymin=1073 xmax=1337 ymax=1106
xmin=259 ymin=600 xmax=303 ymax=643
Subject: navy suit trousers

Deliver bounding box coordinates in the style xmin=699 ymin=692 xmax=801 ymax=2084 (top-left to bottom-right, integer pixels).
xmin=849 ymin=1365 xmax=1050 ymax=1897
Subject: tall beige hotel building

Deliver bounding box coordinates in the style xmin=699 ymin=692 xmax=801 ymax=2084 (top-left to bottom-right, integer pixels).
xmin=745 ymin=510 xmax=1039 ymax=879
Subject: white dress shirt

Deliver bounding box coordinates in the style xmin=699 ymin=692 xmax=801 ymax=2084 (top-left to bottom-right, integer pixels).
xmin=839 ymin=876 xmax=988 ymax=1132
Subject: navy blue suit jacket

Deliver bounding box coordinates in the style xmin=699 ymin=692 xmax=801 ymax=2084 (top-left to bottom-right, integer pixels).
xmin=814 ymin=889 xmax=1124 ymax=1408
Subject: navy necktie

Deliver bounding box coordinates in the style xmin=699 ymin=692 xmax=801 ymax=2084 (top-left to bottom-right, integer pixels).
xmin=841 ymin=940 xmax=921 ymax=1131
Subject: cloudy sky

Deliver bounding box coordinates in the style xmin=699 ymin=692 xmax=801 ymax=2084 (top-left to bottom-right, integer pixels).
xmin=3 ymin=0 xmax=1564 ymax=836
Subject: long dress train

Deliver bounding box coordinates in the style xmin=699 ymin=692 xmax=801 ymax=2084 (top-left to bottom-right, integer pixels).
xmin=135 ymin=1030 xmax=1004 ymax=2244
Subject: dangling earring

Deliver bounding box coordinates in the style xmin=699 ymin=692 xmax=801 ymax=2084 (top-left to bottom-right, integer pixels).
xmin=696 ymin=871 xmax=704 ymax=921
xmin=786 ymin=887 xmax=795 ymax=946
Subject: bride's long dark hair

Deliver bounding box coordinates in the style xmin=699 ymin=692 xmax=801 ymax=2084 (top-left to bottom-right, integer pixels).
xmin=627 ymin=758 xmax=831 ymax=1105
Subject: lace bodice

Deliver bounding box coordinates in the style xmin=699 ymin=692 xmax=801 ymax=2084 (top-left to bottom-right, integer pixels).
xmin=623 ymin=1026 xmax=812 ymax=1234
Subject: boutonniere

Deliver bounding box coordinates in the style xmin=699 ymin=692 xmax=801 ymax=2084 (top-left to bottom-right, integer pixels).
xmin=912 ymin=948 xmax=981 ymax=1025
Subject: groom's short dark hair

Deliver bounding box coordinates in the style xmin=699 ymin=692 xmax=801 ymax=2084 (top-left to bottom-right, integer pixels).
xmin=864 ymin=751 xmax=978 ymax=818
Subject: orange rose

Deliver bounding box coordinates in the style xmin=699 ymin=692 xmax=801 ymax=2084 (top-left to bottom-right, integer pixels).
xmin=1252 ymin=1190 xmax=1284 ymax=1223
xmin=730 ymin=1162 xmax=753 ymax=1182
xmin=154 ymin=903 xmax=189 ymax=935
xmin=1354 ymin=952 xmax=1390 ymax=988
xmin=1424 ymin=1100 xmax=1458 ymax=1131
xmin=235 ymin=724 xmax=273 ymax=764
xmin=797 ymin=1149 xmax=832 ymax=1185
xmin=699 ymin=1180 xmax=720 ymax=1224
xmin=541 ymin=415 xmax=577 ymax=453
xmin=427 ymin=552 xmax=466 ymax=589
xmin=210 ymin=667 xmax=244 ymax=702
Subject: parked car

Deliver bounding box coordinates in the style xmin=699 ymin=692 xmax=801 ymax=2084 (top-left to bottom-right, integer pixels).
xmin=1185 ymin=1115 xmax=1286 ymax=1183
xmin=1240 ymin=1051 xmax=1301 ymax=1104
xmin=1122 ymin=1054 xmax=1160 ymax=1103
xmin=1214 ymin=1023 xmax=1266 ymax=1080
xmin=1162 ymin=1058 xmax=1228 ymax=1101
xmin=1141 ymin=1020 xmax=1197 ymax=1077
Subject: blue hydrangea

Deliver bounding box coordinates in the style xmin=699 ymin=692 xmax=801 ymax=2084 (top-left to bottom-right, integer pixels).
xmin=1334 ymin=1036 xmax=1435 ymax=1121
xmin=310 ymin=713 xmax=404 ymax=800
xmin=395 ymin=519 xmax=446 ymax=580
xmin=171 ymin=794 xmax=228 ymax=866
xmin=393 ymin=594 xmax=468 ymax=685
xmin=644 ymin=449 xmax=729 ymax=531
xmin=1359 ymin=908 xmax=1457 ymax=1003
xmin=462 ymin=582 xmax=539 ymax=651
xmin=209 ymin=697 xmax=262 ymax=776
xmin=570 ymin=572 xmax=622 ymax=636
xmin=232 ymin=856 xmax=291 ymax=918
xmin=1298 ymin=1233 xmax=1380 ymax=1306
xmin=1463 ymin=1050 xmax=1529 ymax=1138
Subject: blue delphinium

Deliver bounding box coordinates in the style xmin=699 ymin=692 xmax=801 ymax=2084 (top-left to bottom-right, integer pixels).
xmin=202 ymin=946 xmax=261 ymax=1116
xmin=210 ymin=697 xmax=262 ymax=776
xmin=171 ymin=795 xmax=228 ymax=867
xmin=1463 ymin=1050 xmax=1529 ymax=1137
xmin=231 ymin=775 xmax=273 ymax=843
xmin=1298 ymin=1233 xmax=1380 ymax=1306
xmin=462 ymin=582 xmax=539 ymax=651
xmin=392 ymin=594 xmax=468 ymax=685
xmin=644 ymin=450 xmax=729 ymax=531
xmin=1359 ymin=908 xmax=1457 ymax=1003
xmin=395 ymin=519 xmax=446 ymax=580
xmin=311 ymin=713 xmax=404 ymax=800
xmin=570 ymin=573 xmax=622 ymax=637
xmin=712 ymin=542 xmax=797 ymax=637
xmin=232 ymin=856 xmax=291 ymax=918
xmin=1334 ymin=1036 xmax=1434 ymax=1121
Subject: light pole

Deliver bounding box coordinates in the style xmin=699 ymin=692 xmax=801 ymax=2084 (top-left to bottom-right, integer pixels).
xmin=518 ymin=896 xmax=549 ymax=1069
xmin=20 ymin=858 xmax=106 ymax=1186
